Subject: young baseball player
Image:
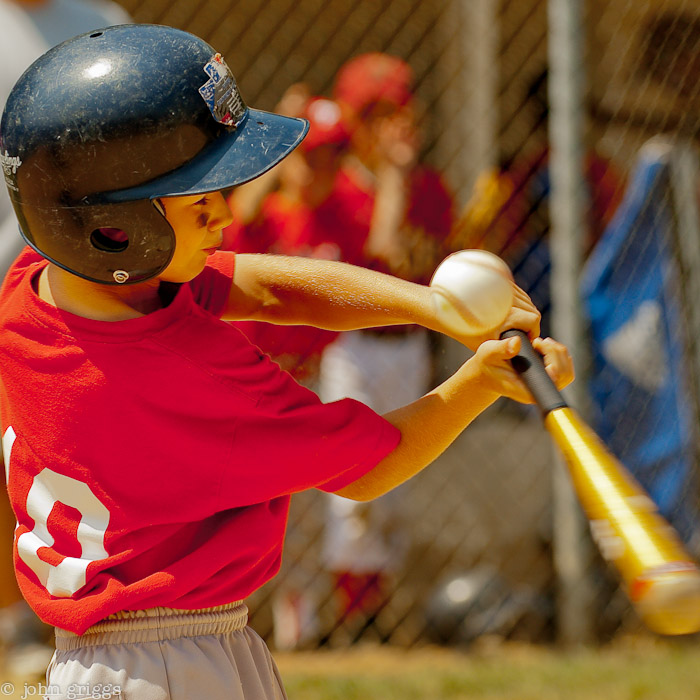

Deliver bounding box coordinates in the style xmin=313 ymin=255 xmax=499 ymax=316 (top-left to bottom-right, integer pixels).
xmin=0 ymin=24 xmax=574 ymax=699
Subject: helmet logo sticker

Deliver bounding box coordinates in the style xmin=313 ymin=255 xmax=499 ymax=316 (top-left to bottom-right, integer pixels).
xmin=198 ymin=53 xmax=247 ymax=127
xmin=113 ymin=270 xmax=130 ymax=284
xmin=1 ymin=150 xmax=22 ymax=192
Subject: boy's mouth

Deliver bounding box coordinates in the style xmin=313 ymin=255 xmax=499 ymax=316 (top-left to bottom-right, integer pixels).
xmin=203 ymin=237 xmax=223 ymax=255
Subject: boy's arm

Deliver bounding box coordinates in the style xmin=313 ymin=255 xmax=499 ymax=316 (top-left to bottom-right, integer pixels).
xmin=334 ymin=336 xmax=572 ymax=501
xmin=224 ymin=253 xmax=540 ymax=349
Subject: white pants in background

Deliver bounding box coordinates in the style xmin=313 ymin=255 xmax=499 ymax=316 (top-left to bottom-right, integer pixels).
xmin=319 ymin=328 xmax=431 ymax=574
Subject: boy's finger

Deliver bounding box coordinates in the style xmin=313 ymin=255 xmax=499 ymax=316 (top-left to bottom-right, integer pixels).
xmin=502 ymin=335 xmax=521 ymax=357
xmin=478 ymin=335 xmax=521 ymax=361
xmin=532 ymin=336 xmax=575 ymax=388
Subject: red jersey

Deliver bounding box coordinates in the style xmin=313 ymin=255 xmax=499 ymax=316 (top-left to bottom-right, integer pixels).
xmin=0 ymin=249 xmax=399 ymax=634
xmin=332 ymin=164 xmax=455 ymax=280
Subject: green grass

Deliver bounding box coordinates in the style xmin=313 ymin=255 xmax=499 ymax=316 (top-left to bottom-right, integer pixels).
xmin=6 ymin=635 xmax=700 ymax=700
xmin=275 ymin=637 xmax=700 ymax=700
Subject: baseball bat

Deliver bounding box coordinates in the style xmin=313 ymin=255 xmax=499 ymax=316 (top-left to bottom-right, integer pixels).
xmin=503 ymin=328 xmax=700 ymax=636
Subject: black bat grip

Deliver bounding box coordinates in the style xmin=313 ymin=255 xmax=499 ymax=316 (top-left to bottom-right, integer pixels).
xmin=501 ymin=329 xmax=568 ymax=415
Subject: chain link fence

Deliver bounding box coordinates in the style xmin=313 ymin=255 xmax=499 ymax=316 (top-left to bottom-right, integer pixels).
xmin=115 ymin=0 xmax=700 ymax=649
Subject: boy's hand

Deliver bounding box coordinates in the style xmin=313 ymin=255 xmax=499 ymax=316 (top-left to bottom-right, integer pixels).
xmin=472 ymin=334 xmax=574 ymax=405
xmin=457 ymin=282 xmax=541 ymax=352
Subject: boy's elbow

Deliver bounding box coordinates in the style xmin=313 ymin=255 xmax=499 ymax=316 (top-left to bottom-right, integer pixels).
xmin=332 ymin=482 xmax=383 ymax=502
xmin=333 ymin=453 xmax=406 ymax=501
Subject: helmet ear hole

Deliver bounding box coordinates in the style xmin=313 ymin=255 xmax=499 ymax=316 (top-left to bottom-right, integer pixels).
xmin=90 ymin=227 xmax=129 ymax=253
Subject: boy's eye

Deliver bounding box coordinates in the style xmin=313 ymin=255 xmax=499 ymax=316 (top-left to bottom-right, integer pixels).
xmin=195 ymin=196 xmax=209 ymax=206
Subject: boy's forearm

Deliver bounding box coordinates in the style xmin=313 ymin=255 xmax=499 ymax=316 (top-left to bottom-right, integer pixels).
xmin=335 ymin=334 xmax=575 ymax=502
xmin=334 ymin=358 xmax=500 ymax=501
xmin=227 ymin=253 xmax=542 ymax=350
xmin=227 ymin=253 xmax=441 ymax=332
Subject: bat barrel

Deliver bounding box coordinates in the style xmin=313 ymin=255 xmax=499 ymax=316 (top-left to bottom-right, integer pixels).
xmin=546 ymin=407 xmax=700 ymax=636
xmin=505 ymin=329 xmax=700 ymax=635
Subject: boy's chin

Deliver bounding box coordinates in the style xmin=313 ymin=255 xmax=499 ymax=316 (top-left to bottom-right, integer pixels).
xmin=158 ymin=265 xmax=205 ymax=285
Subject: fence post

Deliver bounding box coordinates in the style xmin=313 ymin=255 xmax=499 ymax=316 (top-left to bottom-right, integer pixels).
xmin=547 ymin=0 xmax=596 ymax=645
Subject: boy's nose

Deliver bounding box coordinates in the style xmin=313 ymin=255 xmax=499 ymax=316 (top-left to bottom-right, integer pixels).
xmin=207 ymin=191 xmax=234 ymax=230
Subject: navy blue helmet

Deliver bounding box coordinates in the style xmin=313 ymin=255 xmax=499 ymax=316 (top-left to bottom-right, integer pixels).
xmin=0 ymin=24 xmax=308 ymax=284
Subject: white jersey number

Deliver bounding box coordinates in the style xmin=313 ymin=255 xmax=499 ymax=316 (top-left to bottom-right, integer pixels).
xmin=4 ymin=427 xmax=111 ymax=597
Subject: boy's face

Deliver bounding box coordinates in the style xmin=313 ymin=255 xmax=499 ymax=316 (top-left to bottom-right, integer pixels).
xmin=158 ymin=191 xmax=233 ymax=282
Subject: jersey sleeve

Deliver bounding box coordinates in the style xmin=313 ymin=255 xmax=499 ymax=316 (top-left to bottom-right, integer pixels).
xmin=216 ymin=368 xmax=401 ymax=508
xmin=188 ymin=251 xmax=235 ymax=318
xmin=313 ymin=405 xmax=400 ymax=493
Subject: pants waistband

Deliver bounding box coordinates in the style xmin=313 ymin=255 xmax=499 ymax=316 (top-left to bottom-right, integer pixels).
xmin=54 ymin=601 xmax=248 ymax=649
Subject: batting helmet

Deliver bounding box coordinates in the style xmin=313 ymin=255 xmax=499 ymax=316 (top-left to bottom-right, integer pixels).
xmin=0 ymin=24 xmax=308 ymax=284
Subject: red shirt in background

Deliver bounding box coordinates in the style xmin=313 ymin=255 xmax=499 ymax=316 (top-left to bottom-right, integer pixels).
xmin=332 ymin=164 xmax=455 ymax=282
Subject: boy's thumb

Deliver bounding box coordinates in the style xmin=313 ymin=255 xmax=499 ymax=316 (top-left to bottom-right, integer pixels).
xmin=503 ymin=335 xmax=521 ymax=357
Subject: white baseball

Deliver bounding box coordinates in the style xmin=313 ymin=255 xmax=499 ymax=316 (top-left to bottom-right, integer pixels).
xmin=429 ymin=250 xmax=514 ymax=335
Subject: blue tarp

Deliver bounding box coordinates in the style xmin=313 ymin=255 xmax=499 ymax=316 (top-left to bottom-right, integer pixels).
xmin=581 ymin=144 xmax=699 ymax=543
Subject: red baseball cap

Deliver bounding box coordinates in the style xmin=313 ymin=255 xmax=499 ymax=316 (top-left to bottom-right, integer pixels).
xmin=333 ymin=53 xmax=414 ymax=116
xmin=299 ymin=97 xmax=351 ymax=152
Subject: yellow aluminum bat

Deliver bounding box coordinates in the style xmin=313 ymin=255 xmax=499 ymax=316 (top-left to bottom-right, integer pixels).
xmin=504 ymin=329 xmax=700 ymax=635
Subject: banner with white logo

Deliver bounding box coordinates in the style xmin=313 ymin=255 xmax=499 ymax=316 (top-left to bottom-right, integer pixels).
xmin=581 ymin=140 xmax=700 ymax=544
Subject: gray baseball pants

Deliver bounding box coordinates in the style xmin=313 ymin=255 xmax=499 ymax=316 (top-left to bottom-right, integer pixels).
xmin=46 ymin=602 xmax=287 ymax=699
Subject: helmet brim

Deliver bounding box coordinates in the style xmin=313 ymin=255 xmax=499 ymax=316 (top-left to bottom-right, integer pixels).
xmin=102 ymin=109 xmax=309 ymax=203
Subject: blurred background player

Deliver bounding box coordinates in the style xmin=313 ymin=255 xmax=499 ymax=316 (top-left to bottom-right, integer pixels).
xmin=317 ymin=53 xmax=456 ymax=629
xmin=223 ymin=93 xmax=352 ymax=385
xmin=0 ymin=0 xmax=131 ymax=677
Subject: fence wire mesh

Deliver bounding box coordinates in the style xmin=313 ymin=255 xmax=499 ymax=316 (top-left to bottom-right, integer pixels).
xmin=112 ymin=0 xmax=700 ymax=649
